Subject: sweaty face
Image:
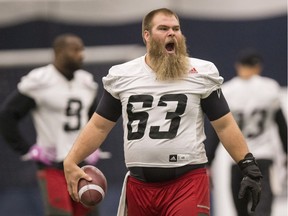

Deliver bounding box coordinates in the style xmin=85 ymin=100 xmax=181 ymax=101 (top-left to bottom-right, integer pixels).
xmin=146 ymin=13 xmax=190 ymax=80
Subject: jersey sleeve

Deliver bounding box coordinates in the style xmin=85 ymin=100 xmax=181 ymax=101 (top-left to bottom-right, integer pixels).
xmin=102 ymin=66 xmax=122 ymax=100
xmin=76 ymin=70 xmax=99 ymax=91
xmin=17 ymin=68 xmax=49 ymax=98
xmin=96 ymin=90 xmax=122 ymax=122
xmin=201 ymin=89 xmax=230 ymax=121
xmin=270 ymin=79 xmax=282 ymax=109
xmin=201 ymin=62 xmax=224 ymax=99
xmin=0 ymin=90 xmax=36 ymax=154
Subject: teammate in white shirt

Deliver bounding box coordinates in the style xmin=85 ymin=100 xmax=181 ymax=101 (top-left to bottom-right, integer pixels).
xmin=213 ymin=49 xmax=287 ymax=216
xmin=0 ymin=34 xmax=101 ymax=216
xmin=63 ymin=8 xmax=262 ymax=216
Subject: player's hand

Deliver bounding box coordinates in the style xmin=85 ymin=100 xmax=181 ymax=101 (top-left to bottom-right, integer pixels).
xmin=238 ymin=153 xmax=263 ymax=212
xmin=238 ymin=176 xmax=261 ymax=212
xmin=21 ymin=144 xmax=56 ymax=165
xmin=63 ymin=160 xmax=92 ymax=202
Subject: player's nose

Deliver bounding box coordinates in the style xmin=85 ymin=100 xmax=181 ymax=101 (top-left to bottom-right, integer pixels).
xmin=167 ymin=28 xmax=176 ymax=37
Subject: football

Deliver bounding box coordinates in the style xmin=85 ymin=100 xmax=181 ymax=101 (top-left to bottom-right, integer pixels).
xmin=78 ymin=165 xmax=107 ymax=207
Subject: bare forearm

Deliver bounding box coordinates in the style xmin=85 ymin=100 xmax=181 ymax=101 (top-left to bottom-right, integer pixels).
xmin=64 ymin=113 xmax=116 ymax=201
xmin=65 ymin=123 xmax=102 ymax=165
xmin=211 ymin=113 xmax=249 ymax=162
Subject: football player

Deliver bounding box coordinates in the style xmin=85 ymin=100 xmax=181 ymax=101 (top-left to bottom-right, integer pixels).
xmin=218 ymin=48 xmax=287 ymax=216
xmin=0 ymin=34 xmax=101 ymax=216
xmin=63 ymin=8 xmax=263 ymax=216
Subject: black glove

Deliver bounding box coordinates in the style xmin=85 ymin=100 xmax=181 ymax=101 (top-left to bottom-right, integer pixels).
xmin=238 ymin=153 xmax=263 ymax=212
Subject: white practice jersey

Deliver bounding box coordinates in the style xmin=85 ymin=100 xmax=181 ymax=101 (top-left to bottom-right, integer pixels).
xmin=222 ymin=75 xmax=282 ymax=160
xmin=18 ymin=64 xmax=98 ymax=161
xmin=103 ymin=55 xmax=223 ymax=168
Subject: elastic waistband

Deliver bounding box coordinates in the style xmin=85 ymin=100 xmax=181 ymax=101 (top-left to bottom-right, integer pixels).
xmin=128 ymin=164 xmax=206 ymax=183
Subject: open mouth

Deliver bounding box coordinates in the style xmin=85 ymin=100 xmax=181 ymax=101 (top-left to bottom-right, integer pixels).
xmin=165 ymin=42 xmax=175 ymax=53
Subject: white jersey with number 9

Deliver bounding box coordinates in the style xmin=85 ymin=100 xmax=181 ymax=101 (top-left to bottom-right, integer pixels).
xmin=18 ymin=64 xmax=98 ymax=161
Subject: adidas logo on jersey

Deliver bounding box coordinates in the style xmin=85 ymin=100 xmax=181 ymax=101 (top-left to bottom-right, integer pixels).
xmin=169 ymin=154 xmax=190 ymax=162
xmin=169 ymin=155 xmax=178 ymax=162
xmin=189 ymin=67 xmax=198 ymax=74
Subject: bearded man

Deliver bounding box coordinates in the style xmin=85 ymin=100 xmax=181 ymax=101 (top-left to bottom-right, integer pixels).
xmin=144 ymin=11 xmax=190 ymax=81
xmin=63 ymin=8 xmax=262 ymax=216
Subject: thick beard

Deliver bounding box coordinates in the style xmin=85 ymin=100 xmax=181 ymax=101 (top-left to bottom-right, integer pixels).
xmin=61 ymin=58 xmax=83 ymax=80
xmin=149 ymin=36 xmax=190 ymax=81
xmin=66 ymin=59 xmax=82 ymax=72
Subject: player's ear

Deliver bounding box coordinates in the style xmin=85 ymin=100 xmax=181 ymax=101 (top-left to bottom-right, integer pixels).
xmin=143 ymin=30 xmax=150 ymax=44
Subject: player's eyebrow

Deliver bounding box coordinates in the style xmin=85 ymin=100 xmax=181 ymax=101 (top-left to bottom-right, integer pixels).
xmin=157 ymin=24 xmax=180 ymax=30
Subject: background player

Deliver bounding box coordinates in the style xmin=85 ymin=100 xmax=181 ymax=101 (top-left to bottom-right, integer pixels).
xmin=63 ymin=8 xmax=262 ymax=216
xmin=0 ymin=33 xmax=106 ymax=216
xmin=207 ymin=48 xmax=287 ymax=216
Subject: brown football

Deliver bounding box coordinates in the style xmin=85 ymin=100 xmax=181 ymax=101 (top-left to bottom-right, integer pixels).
xmin=78 ymin=165 xmax=107 ymax=207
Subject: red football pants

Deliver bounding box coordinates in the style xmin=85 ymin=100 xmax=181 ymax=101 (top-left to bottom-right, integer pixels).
xmin=37 ymin=168 xmax=93 ymax=216
xmin=126 ymin=168 xmax=210 ymax=216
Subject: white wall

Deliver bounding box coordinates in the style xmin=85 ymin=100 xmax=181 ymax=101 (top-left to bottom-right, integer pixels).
xmin=0 ymin=0 xmax=286 ymax=26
